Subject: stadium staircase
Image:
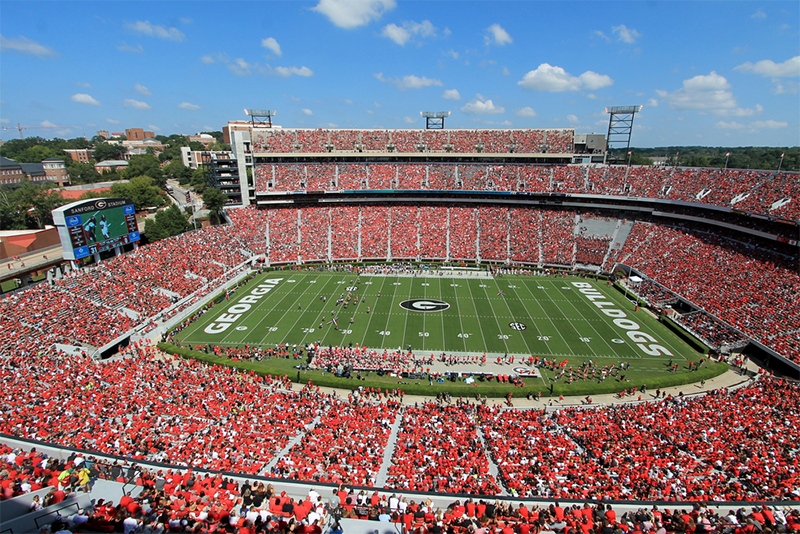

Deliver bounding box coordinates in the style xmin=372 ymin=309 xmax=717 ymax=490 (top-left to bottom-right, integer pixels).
xmin=602 ymin=219 xmax=633 ymax=269
xmin=474 ymin=425 xmax=508 ymax=496
xmin=373 ymin=413 xmax=403 ymax=488
xmin=261 ymin=415 xmax=322 ymax=476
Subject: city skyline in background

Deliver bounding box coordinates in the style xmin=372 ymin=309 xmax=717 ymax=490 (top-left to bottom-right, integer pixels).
xmin=1 ymin=0 xmax=798 ymax=147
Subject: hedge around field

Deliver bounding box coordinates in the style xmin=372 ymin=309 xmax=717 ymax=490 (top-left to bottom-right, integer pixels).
xmin=157 ymin=342 xmax=729 ymax=399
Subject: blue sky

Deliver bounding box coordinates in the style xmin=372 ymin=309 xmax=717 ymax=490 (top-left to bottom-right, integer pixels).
xmin=1 ymin=0 xmax=798 ymax=147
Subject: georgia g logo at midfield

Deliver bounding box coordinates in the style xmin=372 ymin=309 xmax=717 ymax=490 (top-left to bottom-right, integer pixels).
xmin=399 ymin=299 xmax=451 ymax=312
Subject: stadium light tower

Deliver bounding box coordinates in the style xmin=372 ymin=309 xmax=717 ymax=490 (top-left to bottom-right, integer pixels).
xmin=420 ymin=111 xmax=451 ymax=129
xmin=604 ymin=105 xmax=643 ymax=164
xmin=244 ymin=108 xmax=277 ymax=128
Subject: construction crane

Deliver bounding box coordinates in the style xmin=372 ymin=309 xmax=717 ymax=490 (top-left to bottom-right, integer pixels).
xmin=2 ymin=123 xmax=76 ymax=139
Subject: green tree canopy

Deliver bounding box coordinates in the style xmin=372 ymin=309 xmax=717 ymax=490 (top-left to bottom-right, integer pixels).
xmin=92 ymin=143 xmax=127 ymax=162
xmin=123 ymin=154 xmax=166 ymax=188
xmin=144 ymin=204 xmax=192 ymax=242
xmin=190 ymin=168 xmax=209 ymax=194
xmin=110 ymin=175 xmax=165 ymax=210
xmin=0 ymin=180 xmax=66 ymax=230
xmin=201 ymin=187 xmax=227 ymax=221
xmin=67 ymin=161 xmax=103 ymax=184
xmin=164 ymin=160 xmax=193 ymax=183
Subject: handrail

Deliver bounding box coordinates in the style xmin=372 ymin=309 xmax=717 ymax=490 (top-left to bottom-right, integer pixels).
xmin=32 ymin=501 xmax=80 ymax=529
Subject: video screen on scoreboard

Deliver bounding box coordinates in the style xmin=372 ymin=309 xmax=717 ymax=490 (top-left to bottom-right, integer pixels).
xmin=53 ymin=198 xmax=140 ymax=260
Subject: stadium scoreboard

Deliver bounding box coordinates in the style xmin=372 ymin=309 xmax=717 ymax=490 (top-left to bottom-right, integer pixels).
xmin=52 ymin=198 xmax=140 ymax=260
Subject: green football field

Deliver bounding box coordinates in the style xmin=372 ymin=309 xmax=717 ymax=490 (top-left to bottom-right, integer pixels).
xmin=175 ymin=271 xmax=701 ymax=371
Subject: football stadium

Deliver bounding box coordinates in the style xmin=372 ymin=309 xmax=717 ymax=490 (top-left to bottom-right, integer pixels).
xmin=2 ymin=119 xmax=799 ymax=534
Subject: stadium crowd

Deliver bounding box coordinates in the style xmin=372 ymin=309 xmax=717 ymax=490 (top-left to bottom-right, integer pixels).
xmin=251 ymin=163 xmax=798 ymax=220
xmin=1 ymin=334 xmax=798 ymax=505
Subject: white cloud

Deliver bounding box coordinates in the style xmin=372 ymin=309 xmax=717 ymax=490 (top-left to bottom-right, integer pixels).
xmin=228 ymin=58 xmax=262 ymax=77
xmin=612 ymin=24 xmax=641 ymax=44
xmin=148 ymin=125 xmax=161 ymax=132
xmin=750 ymin=120 xmax=787 ymax=129
xmin=273 ymin=65 xmax=314 ymax=77
xmin=261 ymin=37 xmax=282 ymax=56
xmin=461 ymin=97 xmax=505 ymax=115
xmin=117 ymin=43 xmax=144 ymax=54
xmin=579 ymin=71 xmax=615 ymax=90
xmin=0 ymin=118 xmax=9 ymax=124
xmin=40 ymin=120 xmax=58 ymax=128
xmin=126 ymin=20 xmax=186 ymax=42
xmin=375 ymin=72 xmax=443 ymax=90
xmin=444 ymin=49 xmax=459 ymax=60
xmin=592 ymin=30 xmax=610 ymax=42
xmin=656 ymin=71 xmax=761 ymax=117
xmin=516 ymin=107 xmax=538 ymax=118
xmin=774 ymin=81 xmax=800 ymax=94
xmin=311 ymin=0 xmax=396 ymax=29
xmin=365 ymin=109 xmax=374 ymax=115
xmin=403 ymin=116 xmax=416 ymax=124
xmin=301 ymin=108 xmax=313 ymax=115
xmin=647 ymin=98 xmax=658 ymax=108
xmin=484 ymin=23 xmax=512 ymax=46
xmin=0 ymin=34 xmax=58 ymax=58
xmin=203 ymin=54 xmax=308 ymax=78
xmin=734 ymin=55 xmax=800 ymax=78
xmin=567 ymin=114 xmax=580 ymax=124
xmin=381 ymin=20 xmax=437 ymax=46
xmin=518 ymin=63 xmax=613 ymax=92
xmin=122 ymin=98 xmax=151 ymax=110
xmin=586 ymin=93 xmax=598 ymax=99
xmin=178 ymin=102 xmax=201 ymax=110
xmin=502 ymin=66 xmax=510 ymax=76
xmin=443 ymin=89 xmax=461 ymax=100
xmin=716 ymin=119 xmax=787 ymax=130
xmin=71 ymin=93 xmax=101 ymax=106
xmin=106 ymin=119 xmax=120 ymax=124
xmin=751 ymin=9 xmax=767 ymax=19
xmin=179 ymin=18 xmax=193 ymax=24
xmin=134 ymin=83 xmax=152 ymax=96
xmin=75 ymin=82 xmax=92 ymax=88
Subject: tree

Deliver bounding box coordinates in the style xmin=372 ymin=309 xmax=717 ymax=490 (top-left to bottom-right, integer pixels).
xmin=67 ymin=161 xmax=103 ymax=184
xmin=93 ymin=143 xmax=127 ymax=162
xmin=144 ymin=205 xmax=192 ymax=242
xmin=111 ymin=176 xmax=164 ymax=210
xmin=0 ymin=180 xmax=66 ymax=229
xmin=123 ymin=154 xmax=166 ymax=188
xmin=164 ymin=160 xmax=192 ymax=183
xmin=190 ymin=167 xmax=209 ymax=194
xmin=201 ymin=187 xmax=227 ymax=222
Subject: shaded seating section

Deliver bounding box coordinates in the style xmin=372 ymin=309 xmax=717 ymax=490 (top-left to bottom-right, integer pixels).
xmin=250 ymin=163 xmax=799 ymax=220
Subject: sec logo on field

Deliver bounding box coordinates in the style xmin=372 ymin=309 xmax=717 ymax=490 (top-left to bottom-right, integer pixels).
xmin=399 ymin=299 xmax=451 ymax=312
